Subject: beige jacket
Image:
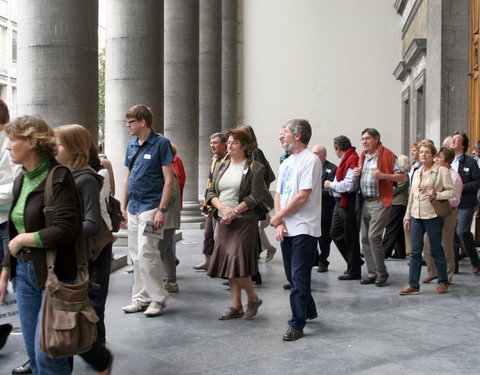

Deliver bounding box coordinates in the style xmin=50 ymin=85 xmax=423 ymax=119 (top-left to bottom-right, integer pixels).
xmin=405 ymin=163 xmax=456 ymax=220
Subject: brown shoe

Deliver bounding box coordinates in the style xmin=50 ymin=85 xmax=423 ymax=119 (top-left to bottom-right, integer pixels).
xmin=283 ymin=283 xmax=292 ymax=290
xmin=360 ymin=276 xmax=376 ymax=285
xmin=422 ymin=276 xmax=437 ymax=284
xmin=243 ymin=298 xmax=262 ymax=320
xmin=473 ymin=265 xmax=480 ymax=274
xmin=436 ymin=284 xmax=449 ymax=294
xmin=219 ymin=307 xmax=244 ymax=320
xmin=265 ymin=247 xmax=277 ymax=262
xmin=399 ymin=286 xmax=420 ymax=295
xmin=375 ymin=273 xmax=389 ymax=287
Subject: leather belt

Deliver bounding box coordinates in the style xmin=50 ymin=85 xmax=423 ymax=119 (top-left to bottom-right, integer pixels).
xmin=364 ymin=196 xmax=381 ymax=202
xmin=17 ymin=250 xmax=33 ymax=263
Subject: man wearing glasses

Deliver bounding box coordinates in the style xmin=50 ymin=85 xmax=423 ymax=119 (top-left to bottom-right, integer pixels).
xmin=121 ymin=104 xmax=174 ymax=317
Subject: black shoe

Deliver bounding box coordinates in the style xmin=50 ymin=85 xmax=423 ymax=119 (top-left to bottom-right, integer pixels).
xmin=338 ymin=273 xmax=361 ymax=280
xmin=0 ymin=323 xmax=12 ymax=350
xmin=317 ymin=264 xmax=328 ymax=273
xmin=283 ymin=283 xmax=292 ymax=290
xmin=282 ymin=327 xmax=304 ymax=341
xmin=360 ymin=276 xmax=376 ymax=284
xmin=12 ymin=360 xmax=32 ymax=375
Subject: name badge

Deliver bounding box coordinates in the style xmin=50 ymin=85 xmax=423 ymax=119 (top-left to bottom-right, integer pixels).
xmin=326 ymin=168 xmax=331 ymax=173
xmin=464 ymin=167 xmax=470 ymax=172
xmin=144 ymin=154 xmax=151 ymax=160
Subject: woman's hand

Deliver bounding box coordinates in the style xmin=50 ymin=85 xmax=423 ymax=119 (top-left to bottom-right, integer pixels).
xmin=0 ymin=270 xmax=9 ymax=304
xmin=218 ymin=204 xmax=236 ymax=222
xmin=404 ymin=219 xmax=410 ymax=232
xmin=426 ymin=186 xmax=437 ymax=199
xmin=8 ymin=233 xmax=30 ymax=257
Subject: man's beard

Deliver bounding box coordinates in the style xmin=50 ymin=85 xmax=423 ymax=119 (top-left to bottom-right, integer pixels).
xmin=281 ymin=141 xmax=296 ymax=152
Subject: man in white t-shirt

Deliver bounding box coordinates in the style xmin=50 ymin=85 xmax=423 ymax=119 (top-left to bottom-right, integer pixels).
xmin=270 ymin=119 xmax=322 ymax=341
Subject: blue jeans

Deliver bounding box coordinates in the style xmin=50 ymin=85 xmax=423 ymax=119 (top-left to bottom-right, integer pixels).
xmin=281 ymin=235 xmax=317 ymax=331
xmin=0 ymin=221 xmax=8 ymax=262
xmin=16 ymin=260 xmax=71 ymax=375
xmin=455 ymin=207 xmax=479 ymax=267
xmin=410 ymin=217 xmax=448 ymax=290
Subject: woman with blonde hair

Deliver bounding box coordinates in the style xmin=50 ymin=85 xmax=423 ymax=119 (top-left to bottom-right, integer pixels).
xmin=0 ymin=115 xmax=82 ymax=374
xmin=55 ymin=124 xmax=113 ymax=375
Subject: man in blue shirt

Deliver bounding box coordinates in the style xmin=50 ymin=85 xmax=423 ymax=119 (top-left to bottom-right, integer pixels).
xmin=121 ymin=104 xmax=174 ymax=317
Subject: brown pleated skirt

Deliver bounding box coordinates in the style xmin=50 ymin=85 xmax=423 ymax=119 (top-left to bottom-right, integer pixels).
xmin=207 ymin=219 xmax=259 ymax=279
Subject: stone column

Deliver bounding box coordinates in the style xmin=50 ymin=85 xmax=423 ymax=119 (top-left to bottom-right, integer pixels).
xmin=17 ymin=0 xmax=98 ymax=135
xmin=105 ymin=0 xmax=163 ymax=197
xmin=199 ymin=0 xmax=222 ymax=193
xmin=164 ymin=0 xmax=202 ymax=226
xmin=221 ymin=0 xmax=238 ymax=131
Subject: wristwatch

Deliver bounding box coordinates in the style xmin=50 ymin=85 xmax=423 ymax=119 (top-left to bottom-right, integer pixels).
xmin=158 ymin=207 xmax=167 ymax=213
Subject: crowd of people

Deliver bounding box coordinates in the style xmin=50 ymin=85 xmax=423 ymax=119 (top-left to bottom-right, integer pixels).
xmin=0 ymin=99 xmax=479 ymax=374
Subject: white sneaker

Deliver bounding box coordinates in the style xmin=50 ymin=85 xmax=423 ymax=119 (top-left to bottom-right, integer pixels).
xmin=144 ymin=301 xmax=166 ymax=317
xmin=164 ymin=282 xmax=179 ymax=293
xmin=122 ymin=300 xmax=149 ymax=313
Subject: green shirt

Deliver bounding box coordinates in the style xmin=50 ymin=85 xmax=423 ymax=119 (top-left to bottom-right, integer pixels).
xmin=11 ymin=158 xmax=50 ymax=249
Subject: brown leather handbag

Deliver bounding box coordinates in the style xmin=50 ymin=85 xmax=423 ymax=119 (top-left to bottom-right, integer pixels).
xmin=39 ymin=166 xmax=99 ymax=358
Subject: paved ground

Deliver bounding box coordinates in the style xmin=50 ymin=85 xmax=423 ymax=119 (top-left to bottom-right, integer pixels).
xmin=1 ymin=228 xmax=480 ymax=375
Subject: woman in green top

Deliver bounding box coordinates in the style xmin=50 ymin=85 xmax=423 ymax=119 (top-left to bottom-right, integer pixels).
xmin=0 ymin=115 xmax=82 ymax=375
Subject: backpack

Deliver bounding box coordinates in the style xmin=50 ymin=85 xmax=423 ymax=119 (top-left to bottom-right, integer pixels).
xmin=106 ymin=194 xmax=122 ymax=233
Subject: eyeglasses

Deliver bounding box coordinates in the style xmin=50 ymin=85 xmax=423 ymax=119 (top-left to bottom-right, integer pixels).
xmin=226 ymin=141 xmax=240 ymax=146
xmin=126 ymin=119 xmax=136 ymax=125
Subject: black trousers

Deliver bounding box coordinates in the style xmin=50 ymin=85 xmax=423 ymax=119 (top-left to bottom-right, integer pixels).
xmin=330 ymin=195 xmax=362 ymax=276
xmin=382 ymin=204 xmax=406 ymax=258
xmin=77 ymin=242 xmax=113 ymax=372
xmin=315 ymin=204 xmax=334 ymax=267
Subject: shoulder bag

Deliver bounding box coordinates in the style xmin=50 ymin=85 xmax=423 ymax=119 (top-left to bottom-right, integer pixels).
xmin=425 ymin=168 xmax=452 ymax=218
xmin=39 ymin=166 xmax=99 ymax=358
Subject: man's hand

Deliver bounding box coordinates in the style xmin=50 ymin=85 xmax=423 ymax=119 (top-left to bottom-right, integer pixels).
xmin=324 ymin=180 xmax=331 ymax=190
xmin=353 ymin=167 xmax=362 ymax=177
xmin=370 ymin=168 xmax=383 ymax=180
xmin=275 ymin=223 xmax=287 ymax=242
xmin=120 ymin=208 xmax=128 ymax=229
xmin=270 ymin=214 xmax=284 ymax=228
xmin=153 ymin=210 xmax=165 ymax=230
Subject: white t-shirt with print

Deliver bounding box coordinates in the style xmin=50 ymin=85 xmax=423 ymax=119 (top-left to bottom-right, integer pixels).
xmin=276 ymin=148 xmax=322 ymax=237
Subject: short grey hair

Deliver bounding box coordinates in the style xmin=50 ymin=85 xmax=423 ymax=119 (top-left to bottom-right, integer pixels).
xmin=333 ymin=135 xmax=352 ymax=151
xmin=210 ymin=132 xmax=226 ymax=143
xmin=284 ymin=119 xmax=312 ymax=145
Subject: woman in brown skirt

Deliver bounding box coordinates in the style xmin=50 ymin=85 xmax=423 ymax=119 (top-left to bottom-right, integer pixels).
xmin=206 ymin=128 xmax=266 ymax=320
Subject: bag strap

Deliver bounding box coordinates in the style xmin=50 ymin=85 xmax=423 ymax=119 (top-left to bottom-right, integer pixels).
xmin=43 ymin=166 xmax=89 ymax=274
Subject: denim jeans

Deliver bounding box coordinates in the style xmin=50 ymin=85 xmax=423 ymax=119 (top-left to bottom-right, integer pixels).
xmin=16 ymin=260 xmax=71 ymax=375
xmin=409 ymin=217 xmax=448 ymax=290
xmin=0 ymin=221 xmax=8 ymax=262
xmin=455 ymin=207 xmax=479 ymax=267
xmin=281 ymin=235 xmax=317 ymax=331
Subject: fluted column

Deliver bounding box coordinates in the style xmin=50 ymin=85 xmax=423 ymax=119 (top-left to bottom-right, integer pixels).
xmin=105 ymin=0 xmax=163 ymax=197
xmin=221 ymin=0 xmax=238 ymax=131
xmin=164 ymin=0 xmax=202 ymax=226
xmin=199 ymin=0 xmax=222 ymax=192
xmin=17 ymin=0 xmax=98 ymax=135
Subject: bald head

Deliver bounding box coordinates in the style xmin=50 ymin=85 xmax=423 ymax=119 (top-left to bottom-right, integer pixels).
xmin=312 ymin=144 xmax=327 ymax=163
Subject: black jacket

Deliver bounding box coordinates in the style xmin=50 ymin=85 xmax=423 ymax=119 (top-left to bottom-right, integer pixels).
xmin=322 ymin=160 xmax=337 ymax=209
xmin=456 ymin=153 xmax=480 ymax=209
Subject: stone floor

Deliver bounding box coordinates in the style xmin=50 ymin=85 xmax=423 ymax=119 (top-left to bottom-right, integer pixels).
xmin=1 ymin=228 xmax=480 ymax=375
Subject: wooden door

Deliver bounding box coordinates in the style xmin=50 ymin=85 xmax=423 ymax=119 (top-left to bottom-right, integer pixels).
xmin=470 ymin=0 xmax=480 ymax=150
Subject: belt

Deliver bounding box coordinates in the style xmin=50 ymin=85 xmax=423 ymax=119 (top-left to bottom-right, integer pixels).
xmin=364 ymin=196 xmax=381 ymax=202
xmin=17 ymin=250 xmax=33 ymax=263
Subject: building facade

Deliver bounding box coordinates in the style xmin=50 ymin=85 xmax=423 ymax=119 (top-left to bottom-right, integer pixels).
xmin=393 ymin=0 xmax=474 ymax=153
